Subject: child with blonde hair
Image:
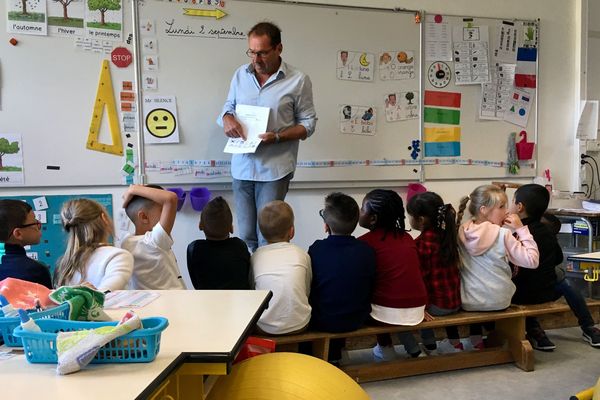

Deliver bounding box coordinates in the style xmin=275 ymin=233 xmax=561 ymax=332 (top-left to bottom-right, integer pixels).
xmin=54 ymin=199 xmax=133 ymax=292
xmin=457 ymin=184 xmax=539 ymax=349
xmin=251 ymin=200 xmax=312 ymax=335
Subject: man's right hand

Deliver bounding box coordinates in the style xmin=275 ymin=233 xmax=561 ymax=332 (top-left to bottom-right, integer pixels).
xmin=223 ymin=114 xmax=246 ymax=140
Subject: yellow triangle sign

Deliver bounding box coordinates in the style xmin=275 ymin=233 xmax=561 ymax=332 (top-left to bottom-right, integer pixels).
xmin=87 ymin=60 xmax=124 ymax=156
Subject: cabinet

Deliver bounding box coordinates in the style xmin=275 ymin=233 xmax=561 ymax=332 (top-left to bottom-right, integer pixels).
xmin=547 ymin=209 xmax=600 ymax=299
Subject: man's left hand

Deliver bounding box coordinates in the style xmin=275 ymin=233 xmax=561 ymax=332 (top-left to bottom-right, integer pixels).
xmin=259 ymin=132 xmax=278 ymax=144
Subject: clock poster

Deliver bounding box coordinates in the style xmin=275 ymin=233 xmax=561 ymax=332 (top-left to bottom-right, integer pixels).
xmin=428 ymin=62 xmax=452 ymax=88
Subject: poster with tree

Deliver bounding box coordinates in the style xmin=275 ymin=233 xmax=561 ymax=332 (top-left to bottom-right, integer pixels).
xmin=0 ymin=134 xmax=24 ymax=185
xmin=6 ymin=0 xmax=47 ymax=36
xmin=47 ymin=0 xmax=84 ymax=37
xmin=85 ymin=0 xmax=122 ymax=41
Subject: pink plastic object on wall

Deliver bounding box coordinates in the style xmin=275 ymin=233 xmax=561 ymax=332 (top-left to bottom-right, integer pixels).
xmin=516 ymin=130 xmax=535 ymax=160
xmin=406 ymin=183 xmax=427 ymax=203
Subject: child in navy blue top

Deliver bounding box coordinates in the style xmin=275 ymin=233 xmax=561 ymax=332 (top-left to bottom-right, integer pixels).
xmin=309 ymin=192 xmax=376 ymax=363
xmin=0 ymin=199 xmax=52 ymax=288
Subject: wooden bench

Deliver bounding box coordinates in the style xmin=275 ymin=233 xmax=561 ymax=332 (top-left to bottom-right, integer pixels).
xmin=260 ymin=300 xmax=600 ymax=383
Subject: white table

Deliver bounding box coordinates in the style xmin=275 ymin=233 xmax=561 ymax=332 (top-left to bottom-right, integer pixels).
xmin=0 ymin=290 xmax=272 ymax=399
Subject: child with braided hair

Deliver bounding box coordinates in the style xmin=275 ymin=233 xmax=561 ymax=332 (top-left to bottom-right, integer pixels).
xmin=358 ymin=189 xmax=427 ymax=360
xmin=406 ymin=191 xmax=462 ymax=353
xmin=456 ymin=184 xmax=539 ymax=349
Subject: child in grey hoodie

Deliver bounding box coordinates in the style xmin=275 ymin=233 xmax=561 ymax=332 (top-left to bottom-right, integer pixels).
xmin=456 ymin=184 xmax=539 ymax=349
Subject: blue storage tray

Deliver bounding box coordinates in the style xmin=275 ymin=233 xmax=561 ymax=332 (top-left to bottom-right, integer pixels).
xmin=0 ymin=302 xmax=70 ymax=347
xmin=13 ymin=317 xmax=169 ymax=364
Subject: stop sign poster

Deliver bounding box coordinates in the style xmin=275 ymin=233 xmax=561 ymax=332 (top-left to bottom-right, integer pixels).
xmin=111 ymin=47 xmax=132 ymax=68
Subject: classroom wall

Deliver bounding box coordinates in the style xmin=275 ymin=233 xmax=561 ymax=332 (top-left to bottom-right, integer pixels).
xmin=1 ymin=0 xmax=581 ymax=289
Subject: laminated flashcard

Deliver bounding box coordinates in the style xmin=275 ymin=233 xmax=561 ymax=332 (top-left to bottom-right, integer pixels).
xmin=336 ymin=50 xmax=374 ymax=82
xmin=140 ymin=19 xmax=155 ymax=35
xmin=493 ymin=21 xmax=518 ymax=64
xmin=47 ymin=0 xmax=84 ymax=37
xmin=85 ymin=0 xmax=123 ymax=42
xmin=379 ymin=51 xmax=415 ymax=81
xmin=452 ymin=25 xmax=491 ymax=85
xmin=503 ymin=88 xmax=533 ymax=128
xmin=143 ymin=55 xmax=159 ymax=71
xmin=0 ymin=133 xmax=24 ymax=185
xmin=340 ymin=105 xmax=376 ymax=135
xmin=6 ymin=0 xmax=47 ymax=36
xmin=384 ymin=91 xmax=419 ymax=122
xmin=142 ymin=37 xmax=157 ymax=54
xmin=143 ymin=75 xmax=158 ymax=90
xmin=143 ymin=95 xmax=180 ymax=144
xmin=480 ymin=64 xmax=516 ymax=120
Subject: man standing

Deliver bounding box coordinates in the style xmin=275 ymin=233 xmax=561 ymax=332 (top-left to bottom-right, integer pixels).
xmin=218 ymin=22 xmax=317 ymax=251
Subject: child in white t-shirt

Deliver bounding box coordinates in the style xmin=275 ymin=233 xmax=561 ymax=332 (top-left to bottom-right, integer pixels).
xmin=54 ymin=199 xmax=133 ymax=292
xmin=251 ymin=200 xmax=312 ymax=335
xmin=122 ymin=185 xmax=186 ymax=290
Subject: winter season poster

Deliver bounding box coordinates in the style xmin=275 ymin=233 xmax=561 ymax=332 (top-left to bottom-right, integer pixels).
xmin=47 ymin=0 xmax=84 ymax=37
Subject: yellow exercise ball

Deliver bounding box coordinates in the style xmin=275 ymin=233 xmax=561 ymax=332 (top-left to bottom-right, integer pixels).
xmin=206 ymin=352 xmax=370 ymax=400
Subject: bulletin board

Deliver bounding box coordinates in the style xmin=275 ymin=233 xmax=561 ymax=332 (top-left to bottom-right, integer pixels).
xmin=0 ymin=194 xmax=113 ymax=276
xmin=421 ymin=13 xmax=538 ymax=180
xmin=0 ymin=0 xmax=135 ymax=187
xmin=138 ymin=0 xmax=424 ymax=184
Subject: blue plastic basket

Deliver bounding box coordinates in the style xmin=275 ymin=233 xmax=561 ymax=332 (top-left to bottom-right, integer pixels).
xmin=0 ymin=302 xmax=70 ymax=347
xmin=13 ymin=317 xmax=168 ymax=364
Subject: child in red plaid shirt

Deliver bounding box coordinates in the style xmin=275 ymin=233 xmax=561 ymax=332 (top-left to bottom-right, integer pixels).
xmin=407 ymin=192 xmax=462 ymax=353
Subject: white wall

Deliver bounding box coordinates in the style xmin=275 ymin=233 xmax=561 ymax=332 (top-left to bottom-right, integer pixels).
xmin=1 ymin=0 xmax=581 ymax=289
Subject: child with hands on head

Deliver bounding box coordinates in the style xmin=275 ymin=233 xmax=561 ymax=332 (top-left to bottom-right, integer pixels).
xmin=406 ymin=191 xmax=462 ymax=353
xmin=358 ymin=189 xmax=428 ymax=360
xmin=54 ymin=199 xmax=133 ymax=292
xmin=457 ymin=184 xmax=539 ymax=349
xmin=122 ymin=184 xmax=186 ymax=290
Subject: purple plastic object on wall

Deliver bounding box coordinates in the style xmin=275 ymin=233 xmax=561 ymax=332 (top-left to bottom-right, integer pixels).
xmin=166 ymin=188 xmax=186 ymax=211
xmin=190 ymin=187 xmax=211 ymax=211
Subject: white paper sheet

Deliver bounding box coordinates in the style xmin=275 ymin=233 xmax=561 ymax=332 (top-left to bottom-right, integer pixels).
xmin=224 ymin=104 xmax=270 ymax=154
xmin=104 ymin=290 xmax=160 ymax=309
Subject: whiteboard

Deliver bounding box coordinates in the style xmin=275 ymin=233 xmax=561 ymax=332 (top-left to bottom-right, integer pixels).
xmin=139 ymin=0 xmax=423 ymax=184
xmin=0 ymin=0 xmax=134 ymax=187
xmin=422 ymin=14 xmax=538 ymax=180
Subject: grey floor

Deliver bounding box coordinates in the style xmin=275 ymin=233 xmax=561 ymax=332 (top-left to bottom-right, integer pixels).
xmin=358 ymin=327 xmax=600 ymax=400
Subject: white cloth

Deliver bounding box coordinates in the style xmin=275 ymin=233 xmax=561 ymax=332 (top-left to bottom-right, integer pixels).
xmin=56 ymin=312 xmax=141 ymax=375
xmin=121 ymin=223 xmax=186 ymax=290
xmin=370 ymin=303 xmax=425 ymax=326
xmin=459 ymin=227 xmax=517 ymax=311
xmin=251 ymin=242 xmax=312 ymax=335
xmin=67 ymin=246 xmax=133 ymax=292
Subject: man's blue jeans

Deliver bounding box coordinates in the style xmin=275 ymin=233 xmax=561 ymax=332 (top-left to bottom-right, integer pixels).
xmin=232 ymin=174 xmax=292 ymax=252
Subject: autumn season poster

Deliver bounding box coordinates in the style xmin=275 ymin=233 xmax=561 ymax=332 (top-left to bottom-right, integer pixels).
xmin=0 ymin=134 xmax=24 ymax=185
xmin=6 ymin=0 xmax=47 ymax=36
